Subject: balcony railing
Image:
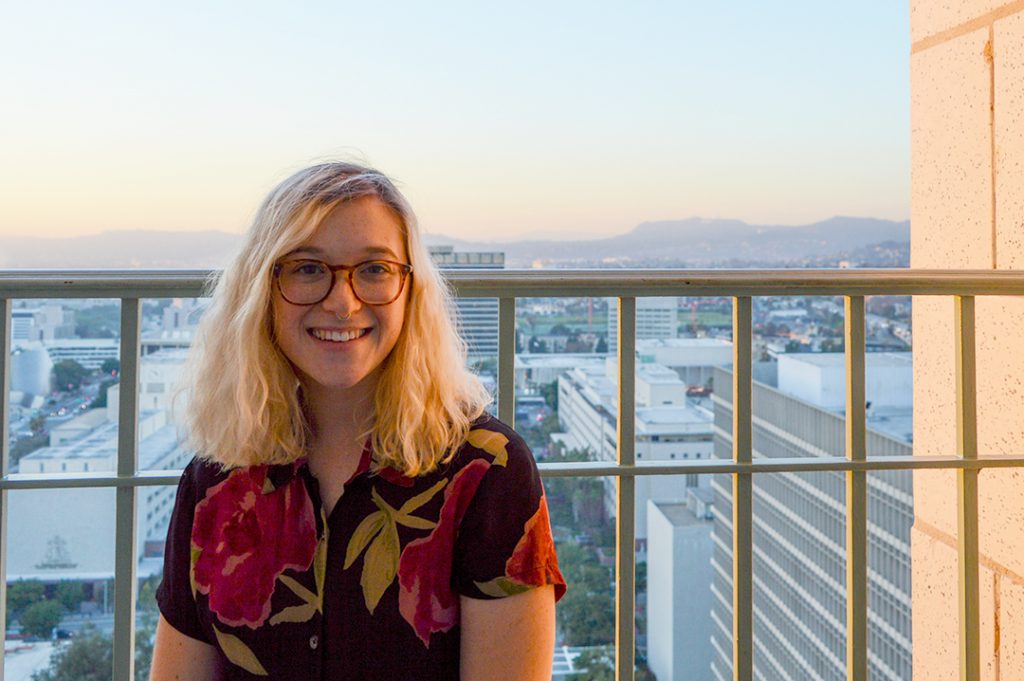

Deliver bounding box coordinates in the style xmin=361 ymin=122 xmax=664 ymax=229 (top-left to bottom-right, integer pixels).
xmin=4 ymin=268 xmax=1024 ymax=681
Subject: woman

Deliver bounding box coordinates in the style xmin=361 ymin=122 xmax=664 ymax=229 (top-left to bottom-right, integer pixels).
xmin=151 ymin=162 xmax=565 ymax=680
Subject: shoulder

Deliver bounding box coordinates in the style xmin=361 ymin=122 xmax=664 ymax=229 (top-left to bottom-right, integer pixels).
xmin=454 ymin=414 xmax=534 ymax=469
xmin=176 ymin=456 xmax=271 ymax=508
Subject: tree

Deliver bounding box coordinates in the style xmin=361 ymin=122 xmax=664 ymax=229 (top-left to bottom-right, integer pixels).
xmin=29 ymin=414 xmax=47 ymax=434
xmin=19 ymin=599 xmax=63 ymax=639
xmin=8 ymin=579 xmax=46 ymax=613
xmin=528 ymin=336 xmax=548 ymax=353
xmin=32 ymin=625 xmax=112 ymax=681
xmin=100 ymin=358 xmax=120 ymax=376
xmin=11 ymin=433 xmax=49 ymax=469
xmin=595 ymin=336 xmax=608 ymax=353
xmin=52 ymin=360 xmax=89 ymax=391
xmin=134 ymin=576 xmax=161 ymax=681
xmin=569 ymin=647 xmax=656 ymax=681
xmin=539 ymin=380 xmax=559 ymax=411
xmin=89 ymin=379 xmax=118 ymax=409
xmin=56 ymin=581 xmax=86 ymax=613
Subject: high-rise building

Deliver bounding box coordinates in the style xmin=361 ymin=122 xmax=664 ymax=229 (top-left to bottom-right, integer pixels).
xmin=710 ymin=353 xmax=913 ymax=681
xmin=607 ymin=297 xmax=678 ymax=354
xmin=429 ymin=246 xmax=504 ymax=360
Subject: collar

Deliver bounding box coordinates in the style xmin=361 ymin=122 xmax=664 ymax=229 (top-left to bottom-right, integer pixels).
xmin=263 ymin=439 xmax=374 ymax=493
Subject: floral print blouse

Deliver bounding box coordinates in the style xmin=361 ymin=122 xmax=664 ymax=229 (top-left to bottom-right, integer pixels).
xmin=155 ymin=415 xmax=566 ymax=680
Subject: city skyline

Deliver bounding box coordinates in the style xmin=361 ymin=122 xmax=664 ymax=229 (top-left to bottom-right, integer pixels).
xmin=1 ymin=1 xmax=910 ymax=242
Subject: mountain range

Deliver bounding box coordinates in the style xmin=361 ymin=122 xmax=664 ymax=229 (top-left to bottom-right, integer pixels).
xmin=0 ymin=216 xmax=909 ymax=269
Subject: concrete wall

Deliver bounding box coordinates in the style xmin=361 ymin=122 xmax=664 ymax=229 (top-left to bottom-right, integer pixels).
xmin=911 ymin=2 xmax=1024 ymax=678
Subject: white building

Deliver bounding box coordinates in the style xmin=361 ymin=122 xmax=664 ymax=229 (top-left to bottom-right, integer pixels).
xmin=10 ymin=305 xmax=75 ymax=346
xmin=42 ymin=338 xmax=119 ymax=370
xmin=10 ymin=344 xmax=53 ymax=396
xmin=636 ymin=338 xmax=734 ymax=388
xmin=607 ymin=297 xmax=678 ymax=354
xmin=555 ymin=355 xmax=715 ymax=541
xmin=7 ymin=350 xmax=193 ymax=584
xmin=777 ymin=351 xmax=914 ymax=412
xmin=515 ymin=353 xmax=604 ymax=393
xmin=647 ymin=492 xmax=715 ymax=681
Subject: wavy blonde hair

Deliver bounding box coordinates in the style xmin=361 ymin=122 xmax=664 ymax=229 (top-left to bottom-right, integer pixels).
xmin=180 ymin=162 xmax=491 ymax=475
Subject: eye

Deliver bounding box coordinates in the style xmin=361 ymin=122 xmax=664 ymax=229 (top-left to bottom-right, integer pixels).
xmin=357 ymin=261 xmax=395 ymax=276
xmin=290 ymin=260 xmax=328 ymax=276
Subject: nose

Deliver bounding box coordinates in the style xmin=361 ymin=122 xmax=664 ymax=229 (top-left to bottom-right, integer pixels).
xmin=319 ymin=273 xmax=362 ymax=319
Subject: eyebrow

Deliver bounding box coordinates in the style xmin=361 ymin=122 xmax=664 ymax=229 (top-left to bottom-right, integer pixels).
xmin=284 ymin=246 xmax=401 ymax=260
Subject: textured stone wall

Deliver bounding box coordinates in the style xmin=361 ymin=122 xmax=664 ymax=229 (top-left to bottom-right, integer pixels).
xmin=911 ymin=2 xmax=1024 ymax=679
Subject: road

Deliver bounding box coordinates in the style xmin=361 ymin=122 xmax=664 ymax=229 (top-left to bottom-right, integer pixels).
xmin=3 ymin=641 xmax=55 ymax=681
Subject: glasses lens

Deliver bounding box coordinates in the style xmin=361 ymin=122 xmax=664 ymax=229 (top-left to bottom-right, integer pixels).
xmin=279 ymin=260 xmax=331 ymax=304
xmin=353 ymin=261 xmax=403 ymax=304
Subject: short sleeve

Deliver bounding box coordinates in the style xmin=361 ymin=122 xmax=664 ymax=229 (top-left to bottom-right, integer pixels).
xmin=155 ymin=458 xmax=211 ymax=643
xmin=452 ymin=428 xmax=566 ymax=601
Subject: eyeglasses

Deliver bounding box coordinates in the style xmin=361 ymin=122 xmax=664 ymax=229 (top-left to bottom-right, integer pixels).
xmin=273 ymin=258 xmax=413 ymax=306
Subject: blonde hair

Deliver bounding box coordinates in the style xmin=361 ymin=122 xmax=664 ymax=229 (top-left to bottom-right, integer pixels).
xmin=181 ymin=162 xmax=491 ymax=475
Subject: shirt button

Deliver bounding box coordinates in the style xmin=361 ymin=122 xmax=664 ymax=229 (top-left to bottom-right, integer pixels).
xmin=309 ymin=635 xmax=319 ymax=650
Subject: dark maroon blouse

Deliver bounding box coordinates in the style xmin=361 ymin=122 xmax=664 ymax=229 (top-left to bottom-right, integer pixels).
xmin=156 ymin=415 xmax=565 ymax=680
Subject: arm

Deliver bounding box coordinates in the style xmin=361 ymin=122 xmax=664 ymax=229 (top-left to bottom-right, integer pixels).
xmin=149 ymin=615 xmax=224 ymax=681
xmin=459 ymin=585 xmax=556 ymax=681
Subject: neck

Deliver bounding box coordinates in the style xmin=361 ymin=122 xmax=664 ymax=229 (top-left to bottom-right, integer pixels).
xmin=302 ymin=382 xmax=375 ymax=455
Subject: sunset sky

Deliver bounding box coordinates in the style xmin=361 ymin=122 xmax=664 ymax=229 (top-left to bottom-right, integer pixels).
xmin=0 ymin=1 xmax=910 ymax=241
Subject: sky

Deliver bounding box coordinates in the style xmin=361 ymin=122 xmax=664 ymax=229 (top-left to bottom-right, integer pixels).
xmin=0 ymin=1 xmax=910 ymax=242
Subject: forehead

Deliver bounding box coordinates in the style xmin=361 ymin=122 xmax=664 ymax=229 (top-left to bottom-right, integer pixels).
xmin=289 ymin=196 xmax=407 ymax=261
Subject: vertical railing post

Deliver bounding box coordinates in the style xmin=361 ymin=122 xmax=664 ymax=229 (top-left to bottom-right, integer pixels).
xmin=113 ymin=299 xmax=141 ymax=681
xmin=616 ymin=296 xmax=636 ymax=681
xmin=844 ymin=296 xmax=867 ymax=681
xmin=0 ymin=298 xmax=11 ymax=681
xmin=955 ymin=296 xmax=980 ymax=681
xmin=732 ymin=296 xmax=753 ymax=681
xmin=498 ymin=297 xmax=516 ymax=427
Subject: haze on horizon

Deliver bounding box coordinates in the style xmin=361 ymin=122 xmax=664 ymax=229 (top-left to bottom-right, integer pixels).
xmin=0 ymin=1 xmax=910 ymax=242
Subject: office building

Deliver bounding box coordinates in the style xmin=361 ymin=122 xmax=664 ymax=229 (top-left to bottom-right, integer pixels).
xmin=709 ymin=353 xmax=913 ymax=681
xmin=429 ymin=246 xmax=503 ymax=360
xmin=607 ymin=297 xmax=678 ymax=354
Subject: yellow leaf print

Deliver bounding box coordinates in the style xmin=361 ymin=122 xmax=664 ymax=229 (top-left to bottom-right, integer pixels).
xmin=467 ymin=429 xmax=510 ymax=467
xmin=314 ymin=514 xmax=329 ymax=599
xmin=279 ymin=574 xmax=318 ymax=607
xmin=189 ymin=544 xmax=201 ymax=598
xmin=397 ymin=479 xmax=447 ymax=515
xmin=213 ymin=625 xmax=268 ymax=676
xmin=269 ymin=602 xmax=318 ymax=626
xmin=474 ymin=576 xmax=533 ymax=598
xmin=361 ymin=518 xmax=400 ymax=613
xmin=344 ymin=511 xmax=386 ymax=569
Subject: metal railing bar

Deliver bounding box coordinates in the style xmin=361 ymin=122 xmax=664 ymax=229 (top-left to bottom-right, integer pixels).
xmin=7 ymin=268 xmax=1024 ymax=298
xmin=0 ymin=298 xmax=11 ymax=679
xmin=732 ymin=296 xmax=753 ymax=681
xmin=616 ymin=296 xmax=636 ymax=681
xmin=844 ymin=296 xmax=867 ymax=681
xmin=3 ymin=453 xmax=1024 ymax=491
xmin=955 ymin=295 xmax=980 ymax=681
xmin=113 ymin=299 xmax=141 ymax=681
xmin=497 ymin=297 xmax=516 ymax=427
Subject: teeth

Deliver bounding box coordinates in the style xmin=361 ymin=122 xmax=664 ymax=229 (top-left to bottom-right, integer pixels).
xmin=312 ymin=328 xmax=367 ymax=342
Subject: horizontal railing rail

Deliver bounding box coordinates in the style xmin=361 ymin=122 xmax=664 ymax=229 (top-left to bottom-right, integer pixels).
xmin=3 ymin=268 xmax=1023 ymax=681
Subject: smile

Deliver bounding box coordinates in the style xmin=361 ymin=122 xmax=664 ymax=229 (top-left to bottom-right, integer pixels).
xmin=309 ymin=328 xmax=370 ymax=342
